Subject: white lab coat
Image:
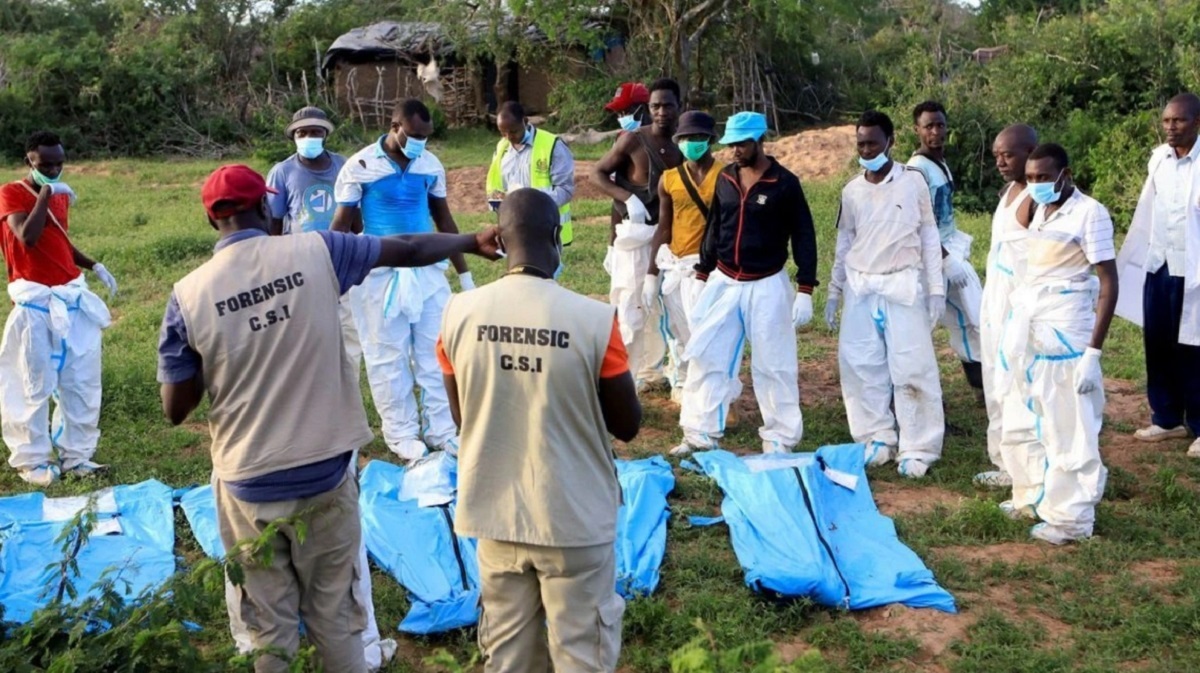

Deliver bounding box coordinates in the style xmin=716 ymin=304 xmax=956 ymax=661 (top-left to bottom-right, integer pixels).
xmin=1116 ymin=144 xmax=1200 ymax=345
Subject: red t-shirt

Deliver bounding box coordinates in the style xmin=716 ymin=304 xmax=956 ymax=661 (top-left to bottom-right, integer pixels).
xmin=0 ymin=180 xmax=78 ymax=286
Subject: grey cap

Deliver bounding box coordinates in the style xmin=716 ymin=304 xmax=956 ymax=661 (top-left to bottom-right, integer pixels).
xmin=285 ymin=107 xmax=335 ymax=139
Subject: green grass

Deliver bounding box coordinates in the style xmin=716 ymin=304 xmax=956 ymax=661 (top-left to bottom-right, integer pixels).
xmin=0 ymin=129 xmax=1194 ymax=672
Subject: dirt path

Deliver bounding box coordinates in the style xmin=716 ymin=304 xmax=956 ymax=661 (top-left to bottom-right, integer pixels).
xmin=445 ymin=161 xmax=610 ymax=215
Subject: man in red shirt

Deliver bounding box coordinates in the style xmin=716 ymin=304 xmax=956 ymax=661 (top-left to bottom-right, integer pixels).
xmin=0 ymin=131 xmax=118 ymax=486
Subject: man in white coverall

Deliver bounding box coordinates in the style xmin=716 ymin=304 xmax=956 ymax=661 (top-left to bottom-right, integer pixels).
xmin=673 ymin=111 xmax=818 ymax=456
xmin=643 ymin=111 xmax=734 ymax=405
xmin=0 ymin=131 xmax=117 ymax=486
xmin=1116 ymin=93 xmax=1200 ymax=457
xmin=995 ymin=143 xmax=1117 ymax=545
xmin=591 ymin=78 xmax=684 ymax=393
xmin=825 ymin=110 xmax=946 ymax=478
xmin=907 ymin=101 xmax=985 ymax=402
xmin=331 ymin=99 xmax=473 ymax=462
xmin=974 ymin=125 xmax=1038 ymax=488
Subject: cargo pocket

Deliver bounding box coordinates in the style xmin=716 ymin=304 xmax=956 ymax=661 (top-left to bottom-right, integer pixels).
xmin=347 ymin=559 xmax=369 ymax=634
xmin=595 ymin=594 xmax=625 ymax=672
xmin=475 ymin=598 xmax=491 ymax=660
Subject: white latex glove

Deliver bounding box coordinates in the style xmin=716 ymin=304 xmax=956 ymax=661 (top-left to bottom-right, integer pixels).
xmin=927 ymin=294 xmax=946 ymax=326
xmin=641 ymin=273 xmax=660 ymax=309
xmin=458 ymin=271 xmax=475 ymax=291
xmin=92 ymin=263 xmax=117 ymax=297
xmin=603 ymin=245 xmax=615 ymax=276
xmin=624 ymin=195 xmax=649 ymax=224
xmin=824 ymin=294 xmax=840 ymax=331
xmin=943 ymin=255 xmax=971 ymax=290
xmin=792 ymin=292 xmax=813 ymax=328
xmin=1074 ymin=347 xmax=1103 ymax=394
xmin=49 ymin=182 xmax=76 ymax=204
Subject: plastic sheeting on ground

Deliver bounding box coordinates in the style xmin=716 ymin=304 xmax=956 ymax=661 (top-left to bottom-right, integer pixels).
xmin=359 ymin=455 xmax=480 ymax=635
xmin=686 ymin=445 xmax=956 ymax=613
xmin=176 ymin=454 xmax=676 ymax=635
xmin=0 ymin=480 xmax=176 ymax=625
xmin=615 ymin=456 xmax=674 ymax=598
xmin=179 ymin=485 xmax=222 ymax=559
xmin=358 ymin=453 xmax=676 ymax=633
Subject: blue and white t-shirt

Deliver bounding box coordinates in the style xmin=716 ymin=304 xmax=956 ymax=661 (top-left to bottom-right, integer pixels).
xmin=908 ymin=154 xmax=957 ymax=244
xmin=265 ymin=153 xmax=346 ymax=234
xmin=334 ymin=136 xmax=448 ymax=236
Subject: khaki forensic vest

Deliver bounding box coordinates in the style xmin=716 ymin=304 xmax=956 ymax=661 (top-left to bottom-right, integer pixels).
xmin=442 ymin=274 xmax=619 ymax=547
xmin=486 ymin=129 xmax=574 ymax=245
xmin=173 ymin=233 xmax=373 ymax=482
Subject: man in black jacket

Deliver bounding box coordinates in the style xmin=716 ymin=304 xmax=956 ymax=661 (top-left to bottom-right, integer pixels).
xmin=672 ymin=111 xmax=818 ymax=456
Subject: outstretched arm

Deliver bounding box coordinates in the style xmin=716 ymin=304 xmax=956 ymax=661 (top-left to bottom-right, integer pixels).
xmin=375 ymin=228 xmax=501 ymax=269
xmin=429 ymin=197 xmax=469 ymax=274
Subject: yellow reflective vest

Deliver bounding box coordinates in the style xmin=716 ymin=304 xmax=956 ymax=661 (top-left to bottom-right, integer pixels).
xmin=486 ymin=129 xmax=573 ymax=245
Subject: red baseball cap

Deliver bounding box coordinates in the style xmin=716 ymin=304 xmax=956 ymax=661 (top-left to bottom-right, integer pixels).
xmin=201 ymin=164 xmax=277 ymax=219
xmin=604 ymin=82 xmax=650 ymax=112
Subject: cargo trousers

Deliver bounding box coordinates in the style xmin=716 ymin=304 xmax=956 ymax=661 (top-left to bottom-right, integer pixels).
xmin=477 ymin=539 xmax=625 ymax=673
xmin=215 ymin=473 xmax=367 ymax=673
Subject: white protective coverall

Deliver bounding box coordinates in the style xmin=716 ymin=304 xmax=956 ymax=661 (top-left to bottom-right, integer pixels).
xmin=0 ymin=275 xmax=110 ymax=471
xmin=831 ymin=164 xmax=945 ymax=467
xmin=609 ymin=221 xmax=669 ymax=386
xmin=942 ymin=229 xmax=985 ymax=366
xmin=349 ymin=264 xmax=456 ymax=459
xmin=979 ymin=185 xmax=1031 ymax=473
xmin=995 ymin=189 xmax=1111 ymax=539
xmin=224 ymin=458 xmax=396 ymax=670
xmin=907 ymin=154 xmax=984 ymax=370
xmin=679 ymin=268 xmax=800 ymax=450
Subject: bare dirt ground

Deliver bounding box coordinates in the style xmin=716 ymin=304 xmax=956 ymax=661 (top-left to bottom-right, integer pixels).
xmin=445 ymin=161 xmax=610 ymax=215
xmin=714 ymin=125 xmax=858 ymax=182
xmin=443 ymin=125 xmax=859 ymax=213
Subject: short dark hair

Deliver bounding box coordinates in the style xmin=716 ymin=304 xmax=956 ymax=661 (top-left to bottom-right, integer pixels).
xmin=856 ymin=110 xmax=894 ymax=139
xmin=912 ymin=100 xmax=946 ymax=123
xmin=26 ymin=131 xmax=62 ymax=153
xmin=649 ymin=78 xmax=681 ymax=102
xmin=393 ymin=98 xmax=431 ymax=123
xmin=1028 ymin=143 xmax=1070 ymax=171
xmin=498 ymin=101 xmax=526 ymax=120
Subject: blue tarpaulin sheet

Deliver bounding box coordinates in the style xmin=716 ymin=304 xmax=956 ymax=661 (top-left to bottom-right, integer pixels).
xmin=177 ymin=454 xmax=676 ymax=635
xmin=688 ymin=445 xmax=956 ymax=613
xmin=179 ymin=485 xmax=222 ymax=559
xmin=358 ymin=454 xmax=675 ymax=633
xmin=0 ymin=480 xmax=177 ymax=625
xmin=615 ymin=456 xmax=674 ymax=598
xmin=359 ymin=456 xmax=480 ymax=635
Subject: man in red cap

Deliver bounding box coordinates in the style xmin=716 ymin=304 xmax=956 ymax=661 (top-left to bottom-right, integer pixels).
xmin=592 ymin=78 xmax=683 ymax=395
xmin=157 ymin=164 xmax=501 ymax=673
xmin=0 ymin=130 xmax=117 ymax=486
xmin=605 ymin=82 xmax=651 ymax=134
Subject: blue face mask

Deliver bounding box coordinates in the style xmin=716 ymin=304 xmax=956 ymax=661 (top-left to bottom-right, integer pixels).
xmin=295 ymin=137 xmax=325 ymax=160
xmin=402 ymin=136 xmax=427 ymax=160
xmin=520 ymin=126 xmax=534 ymax=147
xmin=618 ymin=115 xmax=640 ymax=133
xmin=1027 ymin=170 xmax=1065 ymax=205
xmin=858 ymin=140 xmax=891 ymax=172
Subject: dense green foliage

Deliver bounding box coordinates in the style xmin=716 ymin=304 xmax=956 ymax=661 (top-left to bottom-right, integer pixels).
xmin=2 ymin=0 xmax=1196 ymax=216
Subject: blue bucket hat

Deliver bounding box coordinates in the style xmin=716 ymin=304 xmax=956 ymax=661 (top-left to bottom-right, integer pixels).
xmin=718 ymin=111 xmax=769 ymax=145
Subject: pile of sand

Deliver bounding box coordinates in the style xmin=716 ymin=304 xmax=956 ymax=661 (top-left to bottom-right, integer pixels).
xmin=715 ymin=125 xmax=857 ymax=182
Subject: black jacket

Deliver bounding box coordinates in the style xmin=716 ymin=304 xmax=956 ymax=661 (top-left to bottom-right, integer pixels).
xmin=696 ymin=158 xmax=818 ymax=291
